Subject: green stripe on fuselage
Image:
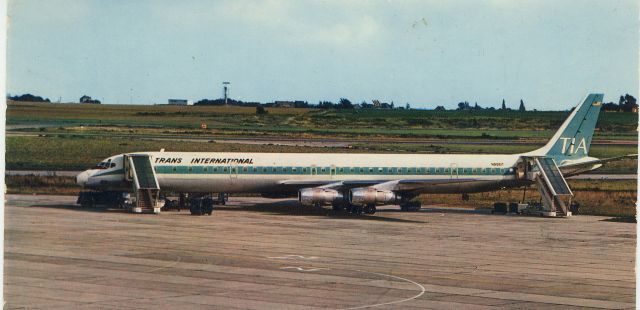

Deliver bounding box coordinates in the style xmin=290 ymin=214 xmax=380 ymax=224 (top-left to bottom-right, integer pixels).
xmin=154 ymin=165 xmax=513 ymax=176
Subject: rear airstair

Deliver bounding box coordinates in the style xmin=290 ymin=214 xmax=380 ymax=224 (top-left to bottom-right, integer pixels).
xmin=534 ymin=157 xmax=573 ymax=217
xmin=126 ymin=155 xmax=161 ymax=213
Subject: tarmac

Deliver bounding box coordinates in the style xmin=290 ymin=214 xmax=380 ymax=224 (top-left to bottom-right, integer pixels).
xmin=4 ymin=194 xmax=636 ymax=309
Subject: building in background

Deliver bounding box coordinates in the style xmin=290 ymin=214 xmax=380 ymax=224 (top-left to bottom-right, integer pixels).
xmin=168 ymin=99 xmax=192 ymax=105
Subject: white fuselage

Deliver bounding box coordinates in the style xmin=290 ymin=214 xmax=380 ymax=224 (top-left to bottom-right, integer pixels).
xmin=82 ymin=151 xmax=523 ymax=194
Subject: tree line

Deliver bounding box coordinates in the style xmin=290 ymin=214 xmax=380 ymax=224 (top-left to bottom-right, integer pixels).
xmin=8 ymin=92 xmax=638 ymax=112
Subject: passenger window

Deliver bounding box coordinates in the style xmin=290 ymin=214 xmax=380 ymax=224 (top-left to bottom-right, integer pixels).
xmin=243 ymin=167 xmax=247 ymax=172
xmin=204 ymin=167 xmax=208 ymax=172
xmin=172 ymin=167 xmax=177 ymax=172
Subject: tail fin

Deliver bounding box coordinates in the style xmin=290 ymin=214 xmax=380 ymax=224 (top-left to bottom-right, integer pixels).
xmin=529 ymin=93 xmax=603 ymax=163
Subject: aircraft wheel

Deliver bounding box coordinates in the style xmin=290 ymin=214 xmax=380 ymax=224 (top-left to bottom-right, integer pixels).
xmin=190 ymin=204 xmax=202 ymax=216
xmin=400 ymin=202 xmax=421 ymax=212
xmin=364 ymin=205 xmax=376 ymax=214
xmin=409 ymin=202 xmax=422 ymax=212
xmin=353 ymin=206 xmax=364 ymax=215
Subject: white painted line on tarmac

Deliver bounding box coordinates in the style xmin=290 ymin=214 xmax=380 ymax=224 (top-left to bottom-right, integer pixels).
xmin=268 ymin=254 xmax=318 ymax=260
xmin=280 ymin=266 xmax=327 ymax=272
xmin=340 ymin=270 xmax=426 ymax=310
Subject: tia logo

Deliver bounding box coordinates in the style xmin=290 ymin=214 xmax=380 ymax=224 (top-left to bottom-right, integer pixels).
xmin=559 ymin=137 xmax=587 ymax=154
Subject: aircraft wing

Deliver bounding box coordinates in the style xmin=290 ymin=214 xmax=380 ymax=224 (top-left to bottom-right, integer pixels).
xmin=277 ymin=177 xmax=479 ymax=193
xmin=560 ymin=154 xmax=637 ymax=177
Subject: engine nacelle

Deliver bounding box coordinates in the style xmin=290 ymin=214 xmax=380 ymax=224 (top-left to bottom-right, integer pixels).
xmin=298 ymin=188 xmax=343 ymax=206
xmin=349 ymin=188 xmax=400 ymax=206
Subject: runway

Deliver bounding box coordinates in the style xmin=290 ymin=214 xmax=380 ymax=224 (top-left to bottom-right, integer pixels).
xmin=5 ymin=195 xmax=636 ymax=309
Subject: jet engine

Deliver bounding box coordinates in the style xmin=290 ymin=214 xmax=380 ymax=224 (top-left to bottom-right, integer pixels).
xmin=298 ymin=188 xmax=343 ymax=206
xmin=349 ymin=188 xmax=400 ymax=206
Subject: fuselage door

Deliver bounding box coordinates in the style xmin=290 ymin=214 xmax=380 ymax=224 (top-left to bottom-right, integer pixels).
xmin=230 ymin=166 xmax=238 ymax=179
xmin=330 ymin=165 xmax=336 ymax=179
xmin=311 ymin=165 xmax=317 ymax=176
xmin=450 ymin=163 xmax=458 ymax=179
xmin=124 ymin=154 xmax=133 ymax=181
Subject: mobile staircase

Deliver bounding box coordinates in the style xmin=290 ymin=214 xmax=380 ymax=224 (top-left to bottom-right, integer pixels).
xmin=533 ymin=157 xmax=573 ymax=217
xmin=126 ymin=155 xmax=161 ymax=214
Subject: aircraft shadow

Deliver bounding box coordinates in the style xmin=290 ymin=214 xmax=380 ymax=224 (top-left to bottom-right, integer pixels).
xmin=24 ymin=202 xmax=426 ymax=223
xmin=214 ymin=201 xmax=427 ymax=223
xmin=600 ymin=216 xmax=636 ymax=223
xmin=408 ymin=207 xmax=493 ymax=215
xmin=29 ymin=204 xmax=129 ymax=213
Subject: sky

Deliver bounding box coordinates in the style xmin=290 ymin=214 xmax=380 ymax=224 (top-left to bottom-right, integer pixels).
xmin=6 ymin=0 xmax=639 ymax=109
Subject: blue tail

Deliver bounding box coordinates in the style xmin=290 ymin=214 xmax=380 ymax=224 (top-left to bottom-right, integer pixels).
xmin=529 ymin=93 xmax=603 ymax=164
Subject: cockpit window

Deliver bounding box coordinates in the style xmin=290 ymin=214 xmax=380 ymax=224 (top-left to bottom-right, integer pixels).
xmin=93 ymin=162 xmax=108 ymax=169
xmin=93 ymin=160 xmax=114 ymax=170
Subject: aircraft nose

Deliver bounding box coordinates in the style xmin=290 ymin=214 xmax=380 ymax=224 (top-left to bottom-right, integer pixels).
xmin=76 ymin=171 xmax=89 ymax=187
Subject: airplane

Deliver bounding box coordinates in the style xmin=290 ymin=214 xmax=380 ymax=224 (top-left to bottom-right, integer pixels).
xmin=75 ymin=93 xmax=632 ymax=216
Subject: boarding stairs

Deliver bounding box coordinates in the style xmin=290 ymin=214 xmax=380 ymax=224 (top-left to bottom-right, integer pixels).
xmin=127 ymin=155 xmax=161 ymax=213
xmin=534 ymin=157 xmax=573 ymax=217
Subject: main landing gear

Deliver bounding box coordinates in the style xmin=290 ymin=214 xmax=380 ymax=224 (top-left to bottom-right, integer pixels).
xmin=184 ymin=193 xmax=228 ymax=216
xmin=343 ymin=204 xmax=376 ymax=215
xmin=400 ymin=201 xmax=422 ymax=212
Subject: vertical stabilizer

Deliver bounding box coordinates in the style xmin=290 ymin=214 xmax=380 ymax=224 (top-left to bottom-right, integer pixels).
xmin=528 ymin=93 xmax=603 ymax=163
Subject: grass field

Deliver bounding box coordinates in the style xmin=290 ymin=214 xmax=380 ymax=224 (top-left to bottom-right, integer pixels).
xmin=8 ymin=101 xmax=638 ymax=140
